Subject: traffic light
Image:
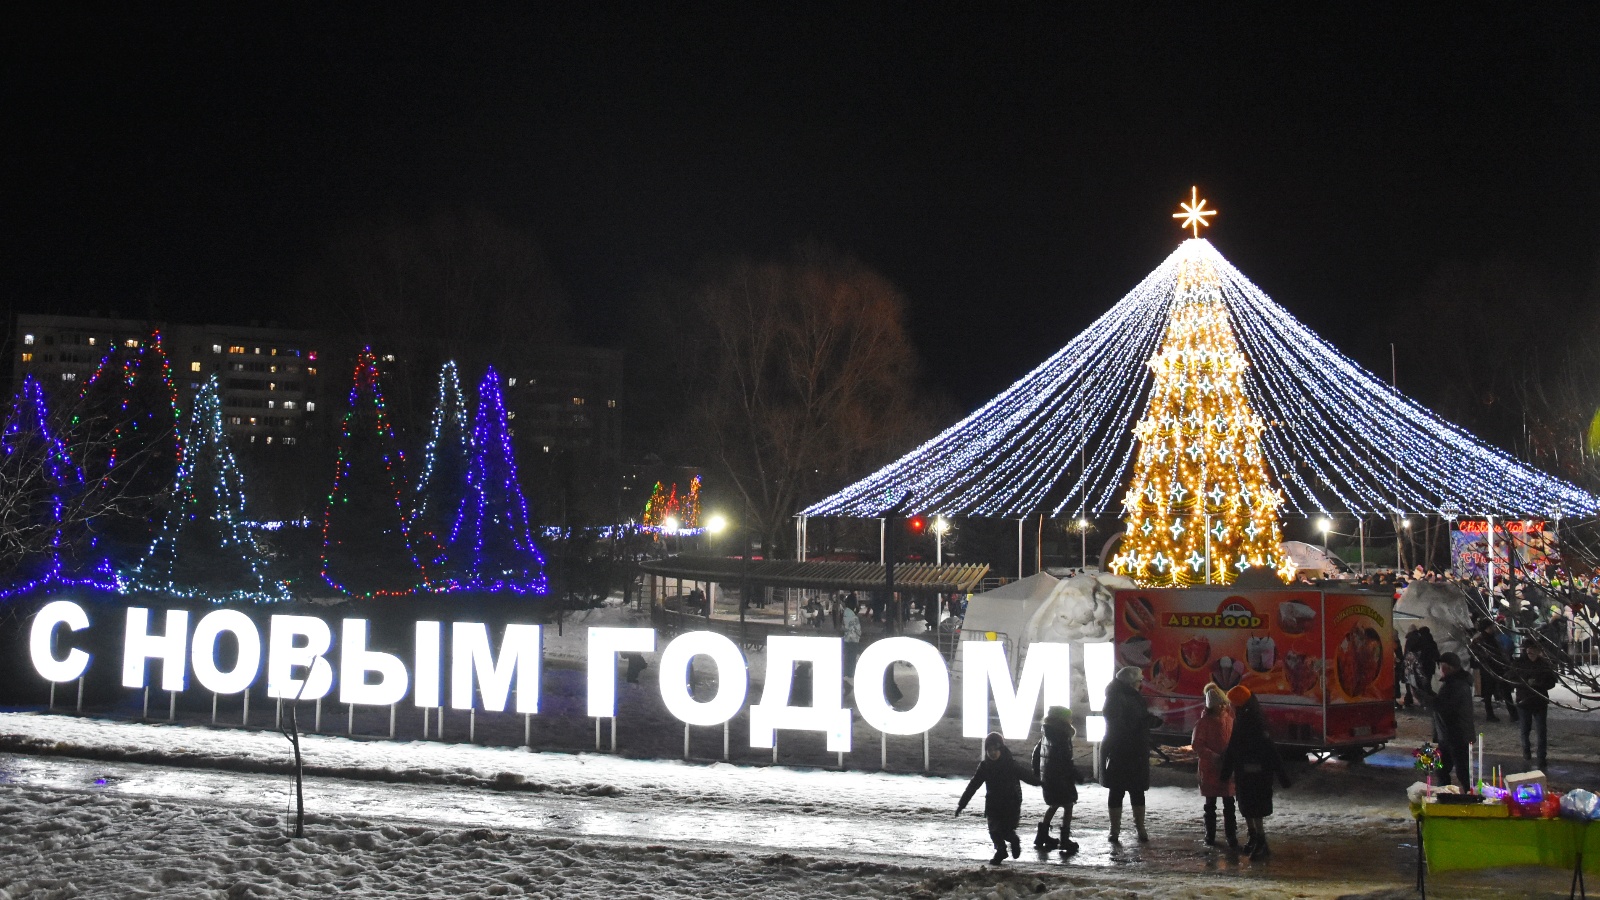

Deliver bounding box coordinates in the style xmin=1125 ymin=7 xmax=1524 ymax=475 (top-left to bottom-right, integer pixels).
xmin=907 ymin=515 xmax=926 ymax=534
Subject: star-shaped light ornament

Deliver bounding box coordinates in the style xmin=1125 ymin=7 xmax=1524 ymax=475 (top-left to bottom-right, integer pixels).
xmin=1173 ymin=186 xmax=1217 ymax=238
xmin=1186 ymin=551 xmax=1206 ymax=572
xmin=1169 ymin=520 xmax=1185 ymax=539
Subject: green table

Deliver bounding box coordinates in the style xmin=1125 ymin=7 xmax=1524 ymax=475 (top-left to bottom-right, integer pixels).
xmin=1417 ymin=810 xmax=1597 ymax=898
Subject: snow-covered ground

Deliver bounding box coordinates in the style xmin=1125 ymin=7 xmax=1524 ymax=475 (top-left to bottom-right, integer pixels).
xmin=1 ymin=712 xmax=1592 ymax=898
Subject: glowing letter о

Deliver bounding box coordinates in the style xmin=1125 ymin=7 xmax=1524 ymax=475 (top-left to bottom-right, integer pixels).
xmin=657 ymin=630 xmax=748 ymax=726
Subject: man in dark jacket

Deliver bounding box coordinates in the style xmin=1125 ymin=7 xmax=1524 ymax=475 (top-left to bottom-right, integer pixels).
xmin=1431 ymin=652 xmax=1475 ymax=788
xmin=1468 ymin=619 xmax=1514 ymax=722
xmin=956 ymin=732 xmax=1040 ymax=865
xmin=1510 ymin=640 xmax=1558 ymax=771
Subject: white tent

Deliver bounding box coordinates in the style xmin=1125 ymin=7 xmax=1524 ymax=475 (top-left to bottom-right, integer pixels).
xmin=956 ymin=573 xmax=1060 ymax=674
xmin=1281 ymin=540 xmax=1350 ymax=578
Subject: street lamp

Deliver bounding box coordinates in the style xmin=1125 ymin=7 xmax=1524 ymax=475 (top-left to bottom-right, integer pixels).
xmin=1317 ymin=518 xmax=1333 ymax=571
xmin=930 ymin=515 xmax=951 ymax=566
xmin=1077 ymin=517 xmax=1091 ymax=571
xmin=706 ymin=513 xmax=728 ymax=536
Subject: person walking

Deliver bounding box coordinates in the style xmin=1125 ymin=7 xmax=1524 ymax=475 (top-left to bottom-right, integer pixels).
xmin=1430 ymin=652 xmax=1475 ymax=788
xmin=1510 ymin=640 xmax=1557 ymax=772
xmin=1102 ymin=666 xmax=1162 ymax=844
xmin=1220 ymin=686 xmax=1291 ymax=860
xmin=1030 ymin=706 xmax=1083 ymax=854
xmin=956 ymin=732 xmax=1040 ymax=865
xmin=1411 ymin=626 xmax=1440 ymax=703
xmin=1192 ymin=683 xmax=1238 ymax=850
xmin=840 ymin=597 xmax=862 ymax=681
xmin=1468 ymin=618 xmax=1513 ymax=722
xmin=1401 ymin=625 xmax=1421 ymax=707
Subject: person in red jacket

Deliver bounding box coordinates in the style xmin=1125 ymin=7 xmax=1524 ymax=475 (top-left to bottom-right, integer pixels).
xmin=1192 ymin=682 xmax=1238 ymax=850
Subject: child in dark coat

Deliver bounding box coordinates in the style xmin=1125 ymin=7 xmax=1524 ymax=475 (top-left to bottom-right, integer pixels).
xmin=957 ymin=732 xmax=1041 ymax=865
xmin=1031 ymin=706 xmax=1084 ymax=854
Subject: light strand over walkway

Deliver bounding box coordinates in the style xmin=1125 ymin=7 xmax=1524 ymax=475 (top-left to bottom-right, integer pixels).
xmin=802 ymin=239 xmax=1597 ymax=519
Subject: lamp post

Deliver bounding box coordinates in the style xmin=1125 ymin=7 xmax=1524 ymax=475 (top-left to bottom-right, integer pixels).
xmin=1318 ymin=517 xmax=1333 ymax=575
xmin=1077 ymin=517 xmax=1091 ymax=571
xmin=931 ymin=516 xmax=951 ymax=567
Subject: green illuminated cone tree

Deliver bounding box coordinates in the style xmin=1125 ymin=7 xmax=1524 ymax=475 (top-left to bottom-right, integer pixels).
xmin=132 ymin=375 xmax=286 ymax=602
xmin=1111 ymin=251 xmax=1291 ymax=586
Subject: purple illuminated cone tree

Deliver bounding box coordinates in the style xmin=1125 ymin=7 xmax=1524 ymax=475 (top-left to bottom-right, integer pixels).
xmin=321 ymin=349 xmax=433 ymax=597
xmin=0 ymin=376 xmax=118 ymax=595
xmin=451 ymin=367 xmax=547 ymax=594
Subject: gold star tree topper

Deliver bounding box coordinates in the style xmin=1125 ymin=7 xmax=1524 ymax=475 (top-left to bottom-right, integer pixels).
xmin=1173 ymin=186 xmax=1216 ymax=238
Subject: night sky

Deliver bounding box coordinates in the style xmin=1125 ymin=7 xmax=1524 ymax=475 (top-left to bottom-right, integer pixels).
xmin=6 ymin=5 xmax=1598 ymax=409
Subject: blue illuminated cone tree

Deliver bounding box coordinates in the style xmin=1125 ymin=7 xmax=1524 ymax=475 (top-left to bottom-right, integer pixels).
xmin=321 ymin=349 xmax=433 ymax=597
xmin=451 ymin=367 xmax=547 ymax=594
xmin=0 ymin=376 xmax=118 ymax=595
xmin=132 ymin=375 xmax=286 ymax=602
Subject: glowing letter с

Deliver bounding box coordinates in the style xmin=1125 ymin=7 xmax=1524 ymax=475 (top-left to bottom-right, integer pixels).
xmin=30 ymin=600 xmax=91 ymax=683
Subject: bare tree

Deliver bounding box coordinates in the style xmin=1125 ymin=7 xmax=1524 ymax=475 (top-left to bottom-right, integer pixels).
xmin=662 ymin=244 xmax=929 ymax=556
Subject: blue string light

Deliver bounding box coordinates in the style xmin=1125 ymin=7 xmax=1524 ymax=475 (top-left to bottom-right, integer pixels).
xmin=413 ymin=362 xmax=474 ymax=586
xmin=448 ymin=366 xmax=548 ymax=594
xmin=0 ymin=376 xmax=121 ymax=599
xmin=802 ymin=239 xmax=1598 ymax=520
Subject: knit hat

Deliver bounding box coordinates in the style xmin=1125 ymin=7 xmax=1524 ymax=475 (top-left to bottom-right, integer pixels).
xmin=1439 ymin=651 xmax=1462 ymax=670
xmin=1203 ymin=682 xmax=1228 ymax=711
xmin=984 ymin=731 xmax=1005 ymax=751
xmin=1227 ymin=684 xmax=1252 ymax=707
xmin=1043 ymin=705 xmax=1073 ymax=725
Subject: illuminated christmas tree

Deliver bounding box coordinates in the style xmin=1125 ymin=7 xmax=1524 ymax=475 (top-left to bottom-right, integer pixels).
xmin=74 ymin=330 xmax=182 ymax=563
xmin=451 ymin=367 xmax=547 ymax=593
xmin=412 ymin=361 xmax=473 ymax=587
xmin=0 ymin=376 xmax=119 ymax=597
xmin=1111 ymin=247 xmax=1291 ymax=586
xmin=641 ymin=475 xmax=702 ymax=532
xmin=321 ymin=349 xmax=433 ymax=597
xmin=131 ymin=376 xmax=287 ymax=602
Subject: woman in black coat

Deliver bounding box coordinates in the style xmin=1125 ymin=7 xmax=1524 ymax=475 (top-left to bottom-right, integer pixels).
xmin=1102 ymin=666 xmax=1162 ymax=843
xmin=1031 ymin=705 xmax=1084 ymax=854
xmin=1220 ymin=686 xmax=1291 ymax=860
xmin=956 ymin=732 xmax=1040 ymax=865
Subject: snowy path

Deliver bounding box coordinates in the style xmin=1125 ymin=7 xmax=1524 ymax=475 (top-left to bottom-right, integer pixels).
xmin=0 ymin=713 xmax=1589 ymax=897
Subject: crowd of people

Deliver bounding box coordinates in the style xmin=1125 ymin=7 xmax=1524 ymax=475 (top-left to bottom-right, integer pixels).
xmin=957 ymin=667 xmax=1290 ymax=865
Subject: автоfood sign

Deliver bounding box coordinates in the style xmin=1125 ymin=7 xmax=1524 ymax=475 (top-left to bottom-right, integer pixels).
xmin=29 ymin=601 xmax=1114 ymax=746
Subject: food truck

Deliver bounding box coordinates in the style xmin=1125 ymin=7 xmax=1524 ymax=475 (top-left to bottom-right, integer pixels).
xmin=1113 ymin=588 xmax=1395 ymax=756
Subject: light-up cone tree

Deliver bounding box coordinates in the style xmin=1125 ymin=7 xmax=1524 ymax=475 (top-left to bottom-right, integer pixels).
xmin=452 ymin=367 xmax=547 ymax=594
xmin=412 ymin=361 xmax=473 ymax=587
xmin=131 ymin=376 xmax=287 ymax=603
xmin=0 ymin=376 xmax=119 ymax=596
xmin=321 ymin=349 xmax=433 ymax=597
xmin=1111 ymin=250 xmax=1291 ymax=586
xmin=73 ymin=330 xmax=183 ymax=565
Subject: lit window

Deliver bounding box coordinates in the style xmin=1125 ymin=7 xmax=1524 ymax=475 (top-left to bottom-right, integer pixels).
xmin=249 ymin=417 xmax=257 ymax=425
xmin=23 ymin=334 xmax=34 ymax=345
xmin=88 ymin=337 xmax=96 ymax=346
xmin=61 ymin=373 xmax=76 ymax=382
xmin=253 ymin=347 xmax=261 ymax=355
xmin=228 ymin=345 xmax=245 ymax=354
xmin=508 ymin=377 xmax=517 ymax=387
xmin=572 ymin=397 xmax=585 ymax=405
xmin=542 ymin=445 xmax=550 ymax=452
xmin=306 ymin=367 xmax=317 ymax=376
xmin=507 ymin=412 xmax=516 ymax=420
xmin=269 ymin=365 xmax=277 ymax=373
xmin=282 ymin=400 xmax=296 ymax=410
xmin=230 ymin=416 xmax=242 ymax=425
xmin=212 ymin=344 xmax=222 ymax=354
xmin=265 ymin=436 xmax=273 ymax=445
xmin=305 ymin=402 xmax=316 ymax=412
xmin=284 ymin=436 xmax=296 ymax=446
xmin=190 ymin=362 xmax=201 ymax=372
xmin=382 ymin=354 xmax=395 ymax=362
xmin=124 ymin=339 xmax=139 ymax=348
xmin=250 ymin=435 xmax=256 ymax=443
xmin=270 ymin=348 xmax=278 ymax=356
xmin=268 ymin=382 xmax=276 ymax=391
xmin=607 ymin=399 xmax=617 ymax=408
xmin=20 ymin=353 xmax=31 ymax=363
xmin=267 ymin=401 xmax=276 ymax=409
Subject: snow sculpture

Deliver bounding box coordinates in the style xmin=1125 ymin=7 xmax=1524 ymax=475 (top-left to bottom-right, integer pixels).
xmin=1023 ymin=571 xmax=1135 ymax=714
